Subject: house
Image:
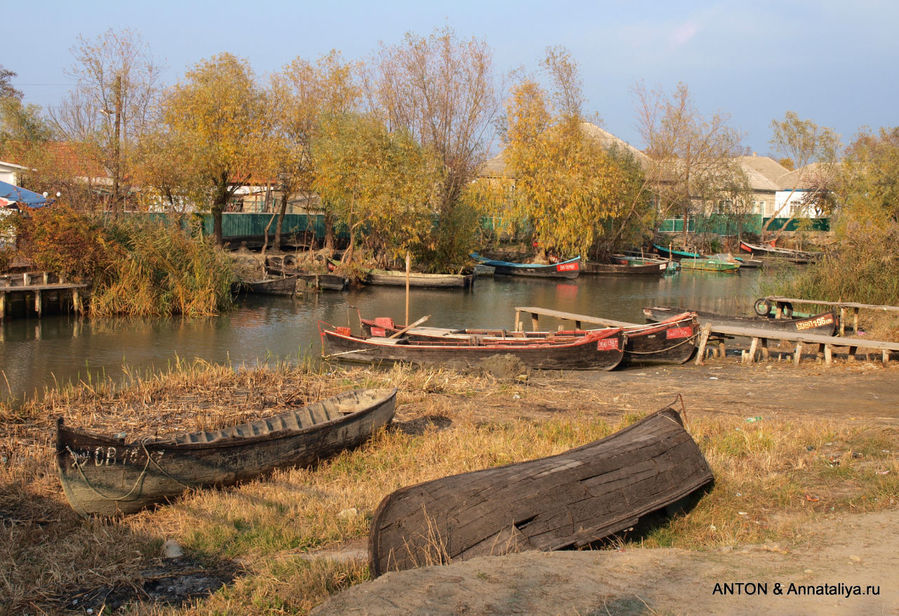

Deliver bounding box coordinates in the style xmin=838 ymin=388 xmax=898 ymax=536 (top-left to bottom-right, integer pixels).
xmin=773 ymin=163 xmax=835 ymax=219
xmin=0 ymin=160 xmax=30 ymax=186
xmin=734 ymin=155 xmax=791 ymax=217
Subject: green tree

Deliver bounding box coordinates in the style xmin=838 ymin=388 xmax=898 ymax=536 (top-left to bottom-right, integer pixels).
xmin=163 ymin=53 xmax=269 ymax=244
xmin=503 ymin=50 xmax=651 ymax=259
xmin=635 ymin=81 xmax=744 ymax=245
xmin=50 ymin=29 xmax=161 ymax=213
xmin=765 ymin=111 xmax=840 ymax=238
xmin=313 ymin=113 xmax=440 ymax=265
xmin=269 ymin=51 xmax=360 ymax=252
xmin=366 ymin=27 xmax=498 ymax=267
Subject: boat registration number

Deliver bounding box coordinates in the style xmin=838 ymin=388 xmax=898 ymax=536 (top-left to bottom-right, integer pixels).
xmin=666 ymin=326 xmax=694 ymax=339
xmin=596 ymin=338 xmax=619 ymax=351
xmin=795 ymin=315 xmax=833 ymax=331
xmin=556 ymin=262 xmax=579 ymax=272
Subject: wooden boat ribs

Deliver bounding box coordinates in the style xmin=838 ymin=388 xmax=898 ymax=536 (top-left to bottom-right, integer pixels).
xmin=56 ymin=388 xmax=397 ymax=516
xmin=369 ymin=405 xmax=714 ymax=575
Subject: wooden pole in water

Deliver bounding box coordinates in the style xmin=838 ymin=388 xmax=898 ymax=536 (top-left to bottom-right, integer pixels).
xmin=405 ymin=251 xmax=411 ymax=327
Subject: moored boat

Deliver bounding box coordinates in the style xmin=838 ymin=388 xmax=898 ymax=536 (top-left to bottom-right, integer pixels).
xmin=320 ymin=323 xmax=625 ymax=370
xmin=366 ymin=268 xmax=475 ymax=289
xmin=368 ymin=403 xmax=714 ymax=575
xmin=643 ymin=305 xmax=839 ymax=336
xmin=470 ymin=253 xmax=580 ymax=279
xmin=56 ymin=388 xmax=398 ymax=516
xmin=360 ymin=312 xmax=698 ymax=365
xmin=236 ymin=276 xmax=299 ymax=295
xmin=652 ymin=244 xmax=701 ymax=260
xmin=581 ymin=259 xmax=666 ymax=276
xmin=678 ymin=255 xmax=741 ymax=272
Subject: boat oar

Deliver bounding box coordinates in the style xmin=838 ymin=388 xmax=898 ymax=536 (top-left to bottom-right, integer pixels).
xmin=388 ymin=315 xmax=430 ymax=339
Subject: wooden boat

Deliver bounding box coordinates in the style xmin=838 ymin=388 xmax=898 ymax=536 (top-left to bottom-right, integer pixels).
xmin=643 ymin=305 xmax=839 ymax=336
xmin=652 ymin=244 xmax=701 ymax=259
xmin=366 ymin=268 xmax=475 ymax=289
xmin=265 ymin=265 xmax=348 ymax=291
xmin=56 ymin=388 xmax=398 ymax=516
xmin=734 ymin=256 xmax=764 ymax=269
xmin=360 ymin=312 xmax=698 ymax=365
xmin=739 ymin=241 xmax=821 ymax=263
xmin=320 ymin=324 xmax=625 ymax=370
xmin=678 ymin=255 xmax=741 ymax=272
xmin=470 ymin=253 xmax=580 ymax=279
xmin=236 ymin=276 xmax=299 ymax=295
xmin=581 ymin=260 xmax=666 ymax=276
xmin=368 ymin=404 xmax=714 ymax=575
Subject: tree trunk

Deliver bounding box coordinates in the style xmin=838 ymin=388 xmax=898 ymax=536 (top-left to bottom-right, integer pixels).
xmin=273 ymin=190 xmax=288 ymax=252
xmin=212 ymin=206 xmax=224 ymax=246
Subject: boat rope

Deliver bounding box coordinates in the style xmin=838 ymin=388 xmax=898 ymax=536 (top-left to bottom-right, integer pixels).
xmin=67 ymin=444 xmax=152 ymax=503
xmin=623 ymin=332 xmax=700 ymax=355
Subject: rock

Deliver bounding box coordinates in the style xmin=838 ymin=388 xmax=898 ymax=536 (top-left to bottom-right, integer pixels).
xmin=163 ymin=539 xmax=183 ymax=559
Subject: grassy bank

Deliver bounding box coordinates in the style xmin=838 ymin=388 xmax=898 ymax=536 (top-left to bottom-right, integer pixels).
xmin=1 ymin=361 xmax=896 ymax=614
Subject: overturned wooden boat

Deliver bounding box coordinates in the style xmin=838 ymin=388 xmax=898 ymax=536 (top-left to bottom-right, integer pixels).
xmin=360 ymin=312 xmax=698 ymax=366
xmin=470 ymin=253 xmax=580 ymax=279
xmin=56 ymin=388 xmax=398 ymax=516
xmin=320 ymin=323 xmax=625 ymax=370
xmin=369 ymin=404 xmax=713 ymax=575
xmin=643 ymin=305 xmax=839 ymax=336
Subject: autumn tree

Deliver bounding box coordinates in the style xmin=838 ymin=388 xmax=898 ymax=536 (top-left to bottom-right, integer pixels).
xmin=50 ymin=29 xmax=161 ymax=213
xmin=635 ymin=81 xmax=744 ymax=245
xmin=0 ymin=66 xmax=53 ymax=180
xmin=764 ymin=111 xmax=840 ymax=239
xmin=269 ymin=51 xmax=360 ymax=251
xmin=503 ymin=49 xmax=652 ymax=259
xmin=163 ymin=53 xmax=269 ymax=244
xmin=365 ymin=27 xmax=498 ymax=267
xmin=313 ymin=113 xmax=440 ymax=265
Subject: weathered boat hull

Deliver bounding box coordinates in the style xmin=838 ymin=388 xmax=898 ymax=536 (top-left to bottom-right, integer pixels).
xmin=368 ymin=406 xmax=714 ymax=575
xmin=678 ymin=258 xmax=740 ymax=272
xmin=471 ymin=254 xmax=581 ymax=279
xmin=643 ymin=306 xmax=839 ymax=336
xmin=238 ymin=276 xmax=299 ymax=295
xmin=56 ymin=388 xmax=397 ymax=516
xmin=265 ymin=266 xmax=349 ymax=291
xmin=739 ymin=241 xmax=821 ymax=264
xmin=366 ymin=269 xmax=475 ymax=289
xmin=360 ymin=313 xmax=698 ymax=365
xmin=581 ymin=261 xmax=665 ymax=276
xmin=321 ymin=327 xmax=625 ymax=371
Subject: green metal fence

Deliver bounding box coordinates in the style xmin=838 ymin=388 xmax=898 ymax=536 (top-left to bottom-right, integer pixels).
xmin=658 ymin=215 xmax=829 ymax=234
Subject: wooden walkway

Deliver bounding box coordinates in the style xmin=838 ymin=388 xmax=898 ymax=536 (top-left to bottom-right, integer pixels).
xmin=513 ymin=306 xmax=899 ymax=366
xmin=0 ymin=272 xmax=88 ymax=319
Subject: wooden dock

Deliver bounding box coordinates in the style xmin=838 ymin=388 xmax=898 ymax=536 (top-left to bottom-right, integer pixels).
xmin=513 ymin=306 xmax=899 ymax=366
xmin=0 ymin=272 xmax=88 ymax=319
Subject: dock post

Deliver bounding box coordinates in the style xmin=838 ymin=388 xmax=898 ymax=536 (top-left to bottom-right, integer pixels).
xmin=824 ymin=345 xmax=833 ymax=366
xmin=531 ymin=313 xmax=539 ymax=332
xmin=34 ymin=290 xmax=41 ymax=316
xmin=514 ymin=309 xmax=521 ymax=332
xmin=694 ymin=324 xmax=712 ymax=366
xmin=839 ymin=307 xmax=846 ymax=336
xmin=748 ymin=337 xmax=760 ymax=363
xmin=853 ymin=308 xmax=859 ymax=335
xmin=0 ymin=292 xmax=4 ymax=320
xmin=760 ymin=338 xmax=769 ymax=361
xmin=793 ymin=341 xmax=803 ymax=366
xmin=883 ymin=350 xmax=890 ymax=365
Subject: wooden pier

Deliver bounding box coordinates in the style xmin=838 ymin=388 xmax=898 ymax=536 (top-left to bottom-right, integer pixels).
xmin=513 ymin=306 xmax=899 ymax=366
xmin=0 ymin=272 xmax=88 ymax=320
xmin=761 ymin=296 xmax=899 ymax=336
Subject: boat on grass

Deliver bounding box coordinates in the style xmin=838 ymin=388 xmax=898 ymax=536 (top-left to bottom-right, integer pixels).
xmin=470 ymin=253 xmax=580 ymax=279
xmin=643 ymin=305 xmax=839 ymax=336
xmin=320 ymin=323 xmax=625 ymax=370
xmin=739 ymin=241 xmax=821 ymax=263
xmin=360 ymin=312 xmax=698 ymax=366
xmin=368 ymin=403 xmax=714 ymax=575
xmin=56 ymin=388 xmax=397 ymax=516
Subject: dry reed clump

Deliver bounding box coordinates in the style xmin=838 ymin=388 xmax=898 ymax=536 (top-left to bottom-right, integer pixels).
xmin=1 ymin=360 xmax=895 ymax=614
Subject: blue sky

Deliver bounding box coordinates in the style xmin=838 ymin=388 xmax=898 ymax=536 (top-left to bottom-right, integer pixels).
xmin=4 ymin=0 xmax=897 ymax=156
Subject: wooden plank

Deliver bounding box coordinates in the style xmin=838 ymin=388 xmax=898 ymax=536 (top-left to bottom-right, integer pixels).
xmin=513 ymin=306 xmax=639 ymax=328
xmin=765 ymin=296 xmax=899 ymax=312
xmin=708 ymin=324 xmax=899 ymax=352
xmin=794 ymin=341 xmax=803 ymax=366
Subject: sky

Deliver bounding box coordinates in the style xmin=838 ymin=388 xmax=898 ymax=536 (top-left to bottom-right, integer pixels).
xmin=4 ymin=0 xmax=898 ymax=157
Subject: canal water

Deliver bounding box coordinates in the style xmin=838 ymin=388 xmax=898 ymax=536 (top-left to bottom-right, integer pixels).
xmin=0 ymin=270 xmax=763 ymax=402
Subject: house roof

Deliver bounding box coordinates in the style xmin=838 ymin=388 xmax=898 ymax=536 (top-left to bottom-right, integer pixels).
xmin=776 ymin=162 xmax=837 ymax=190
xmin=736 ymin=155 xmax=791 ymax=184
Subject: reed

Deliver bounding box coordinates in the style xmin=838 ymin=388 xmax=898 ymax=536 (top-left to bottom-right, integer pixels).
xmin=0 ymin=361 xmax=894 ymax=614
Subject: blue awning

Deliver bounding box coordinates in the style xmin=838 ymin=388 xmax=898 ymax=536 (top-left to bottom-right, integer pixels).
xmin=0 ymin=180 xmax=48 ymax=208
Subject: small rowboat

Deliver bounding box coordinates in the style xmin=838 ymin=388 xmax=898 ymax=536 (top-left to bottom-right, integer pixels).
xmin=643 ymin=306 xmax=839 ymax=336
xmin=470 ymin=253 xmax=580 ymax=279
xmin=365 ymin=269 xmax=475 ymax=289
xmin=369 ymin=403 xmax=714 ymax=575
xmin=678 ymin=255 xmax=741 ymax=272
xmin=739 ymin=241 xmax=821 ymax=264
xmin=361 ymin=312 xmax=698 ymax=366
xmin=581 ymin=260 xmax=666 ymax=276
xmin=235 ymin=276 xmax=299 ymax=296
xmin=56 ymin=388 xmax=398 ymax=516
xmin=320 ymin=323 xmax=625 ymax=370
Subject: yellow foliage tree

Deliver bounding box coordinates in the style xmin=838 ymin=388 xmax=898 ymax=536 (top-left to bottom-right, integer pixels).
xmin=162 ymin=53 xmax=269 ymax=244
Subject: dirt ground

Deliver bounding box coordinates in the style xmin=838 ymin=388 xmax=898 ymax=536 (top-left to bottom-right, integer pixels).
xmin=313 ymin=356 xmax=899 ymax=616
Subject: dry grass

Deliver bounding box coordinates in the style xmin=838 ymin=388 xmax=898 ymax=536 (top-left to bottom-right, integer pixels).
xmin=0 ymin=361 xmax=896 ymax=615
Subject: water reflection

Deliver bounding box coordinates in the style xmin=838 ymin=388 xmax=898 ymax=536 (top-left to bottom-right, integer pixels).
xmin=0 ymin=270 xmax=761 ymax=401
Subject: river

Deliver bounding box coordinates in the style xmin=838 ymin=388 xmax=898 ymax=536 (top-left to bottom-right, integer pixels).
xmin=0 ymin=269 xmax=763 ymax=402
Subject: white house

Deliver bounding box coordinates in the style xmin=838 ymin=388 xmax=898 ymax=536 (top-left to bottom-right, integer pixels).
xmin=0 ymin=160 xmax=30 ymax=186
